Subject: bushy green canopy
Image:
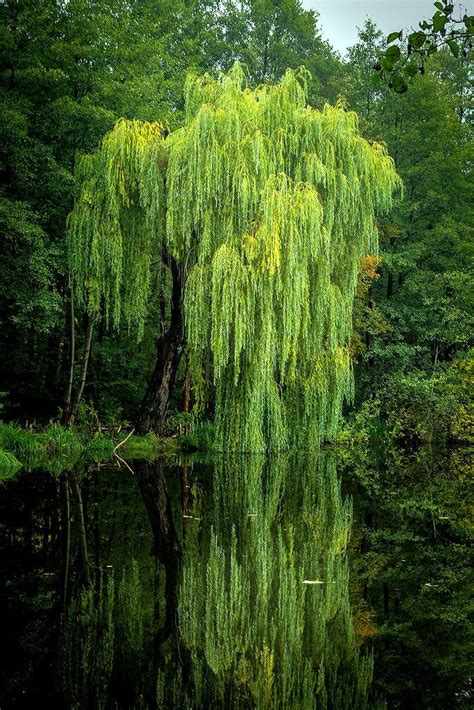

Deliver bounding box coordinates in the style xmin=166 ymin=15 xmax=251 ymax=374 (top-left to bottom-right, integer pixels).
xmin=68 ymin=63 xmax=400 ymax=451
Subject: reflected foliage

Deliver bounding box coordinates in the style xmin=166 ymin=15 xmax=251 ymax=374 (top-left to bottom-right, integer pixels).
xmin=59 ymin=563 xmax=152 ymax=709
xmin=0 ymin=448 xmax=471 ymax=708
xmin=177 ymin=454 xmax=378 ymax=708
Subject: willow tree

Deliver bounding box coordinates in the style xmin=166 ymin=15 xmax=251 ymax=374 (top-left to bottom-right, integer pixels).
xmin=67 ymin=63 xmax=400 ymax=449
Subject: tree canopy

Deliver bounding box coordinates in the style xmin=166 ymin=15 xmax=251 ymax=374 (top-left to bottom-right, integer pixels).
xmin=67 ymin=64 xmax=400 ymax=451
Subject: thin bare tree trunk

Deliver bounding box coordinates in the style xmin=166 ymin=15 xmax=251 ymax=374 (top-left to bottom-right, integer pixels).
xmin=68 ymin=313 xmax=95 ymax=425
xmin=61 ymin=476 xmax=72 ymax=619
xmin=70 ymin=471 xmax=92 ymax=591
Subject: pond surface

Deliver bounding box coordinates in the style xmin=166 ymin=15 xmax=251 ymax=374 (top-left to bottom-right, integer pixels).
xmin=0 ymin=448 xmax=472 ymax=709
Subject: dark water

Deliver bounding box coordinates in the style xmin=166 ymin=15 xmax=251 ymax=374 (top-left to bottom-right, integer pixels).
xmin=0 ymin=448 xmax=472 ymax=709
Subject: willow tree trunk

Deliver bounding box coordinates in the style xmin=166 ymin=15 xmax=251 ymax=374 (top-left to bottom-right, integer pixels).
xmin=135 ymin=259 xmax=183 ymax=435
xmin=135 ymin=459 xmax=181 ymax=641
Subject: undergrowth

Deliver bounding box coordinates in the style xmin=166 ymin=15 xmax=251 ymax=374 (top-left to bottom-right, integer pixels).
xmin=0 ymin=448 xmax=22 ymax=480
xmin=0 ymin=422 xmax=182 ymax=474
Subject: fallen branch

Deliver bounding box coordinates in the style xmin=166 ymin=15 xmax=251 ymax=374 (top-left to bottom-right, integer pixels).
xmin=113 ymin=427 xmax=135 ymax=453
xmin=113 ymin=450 xmax=135 ymax=476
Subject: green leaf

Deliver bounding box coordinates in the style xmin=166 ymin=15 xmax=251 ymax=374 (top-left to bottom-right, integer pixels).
xmin=385 ymin=45 xmax=401 ymax=63
xmin=381 ymin=57 xmax=395 ymax=71
xmin=387 ymin=31 xmax=401 ymax=43
xmin=392 ymin=74 xmax=408 ymax=94
xmin=434 ymin=1 xmax=443 ymax=9
xmin=463 ymin=15 xmax=474 ymax=31
xmin=405 ymin=62 xmax=418 ymax=77
xmin=409 ymin=31 xmax=426 ymax=49
xmin=433 ymin=11 xmax=448 ymax=32
xmin=448 ymin=40 xmax=460 ymax=57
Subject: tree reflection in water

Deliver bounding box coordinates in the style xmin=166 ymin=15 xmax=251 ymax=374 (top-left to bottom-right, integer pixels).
xmin=177 ymin=454 xmax=378 ymax=709
xmin=58 ymin=453 xmax=382 ymax=708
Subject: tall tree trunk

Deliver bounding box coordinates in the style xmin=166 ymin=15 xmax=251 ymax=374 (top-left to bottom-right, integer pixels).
xmin=136 ymin=258 xmax=184 ymax=435
xmin=65 ymin=312 xmax=95 ymax=426
xmin=136 ymin=459 xmax=181 ymax=644
xmin=69 ymin=471 xmax=92 ymax=591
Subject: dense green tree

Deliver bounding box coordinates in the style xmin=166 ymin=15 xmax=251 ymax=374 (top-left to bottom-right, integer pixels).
xmin=67 ymin=65 xmax=399 ymax=450
xmin=346 ymin=22 xmax=473 ymax=442
xmin=345 ymin=20 xmax=385 ymax=127
xmin=220 ymin=0 xmax=344 ymax=101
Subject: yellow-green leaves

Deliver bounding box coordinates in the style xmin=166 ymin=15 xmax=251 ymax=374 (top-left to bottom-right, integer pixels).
xmin=68 ymin=119 xmax=166 ymax=339
xmin=180 ymin=65 xmax=400 ymax=451
xmin=68 ymin=63 xmax=400 ymax=451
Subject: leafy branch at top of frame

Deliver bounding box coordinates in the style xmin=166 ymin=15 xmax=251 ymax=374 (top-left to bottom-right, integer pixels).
xmin=373 ymin=0 xmax=473 ymax=93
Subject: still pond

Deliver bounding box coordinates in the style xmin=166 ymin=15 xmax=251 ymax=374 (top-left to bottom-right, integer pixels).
xmin=0 ymin=447 xmax=471 ymax=708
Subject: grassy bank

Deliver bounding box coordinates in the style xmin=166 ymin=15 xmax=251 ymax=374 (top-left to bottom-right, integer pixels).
xmin=0 ymin=422 xmax=180 ymax=474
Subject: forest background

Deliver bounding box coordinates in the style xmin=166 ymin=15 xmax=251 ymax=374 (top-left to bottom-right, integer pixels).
xmin=1 ymin=0 xmax=472 ymax=446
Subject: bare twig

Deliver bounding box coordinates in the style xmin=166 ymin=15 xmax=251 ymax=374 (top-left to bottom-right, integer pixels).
xmin=113 ymin=451 xmax=135 ymax=475
xmin=113 ymin=427 xmax=135 ymax=453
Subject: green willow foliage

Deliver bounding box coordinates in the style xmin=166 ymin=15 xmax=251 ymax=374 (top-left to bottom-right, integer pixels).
xmin=68 ymin=63 xmax=400 ymax=451
xmin=58 ymin=562 xmax=152 ymax=708
xmin=68 ymin=120 xmax=166 ymax=339
xmin=0 ymin=449 xmax=22 ymax=479
xmin=59 ymin=574 xmax=115 ymax=710
xmin=178 ymin=454 xmax=378 ymax=708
